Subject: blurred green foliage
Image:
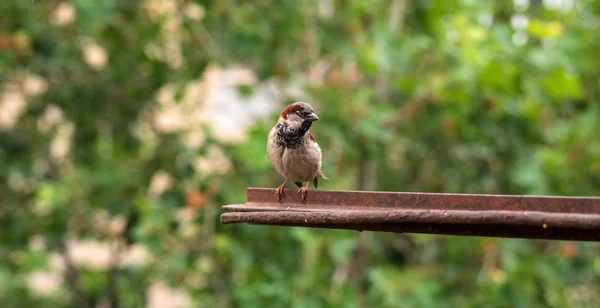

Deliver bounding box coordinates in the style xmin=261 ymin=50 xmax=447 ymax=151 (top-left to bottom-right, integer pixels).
xmin=1 ymin=0 xmax=599 ymax=307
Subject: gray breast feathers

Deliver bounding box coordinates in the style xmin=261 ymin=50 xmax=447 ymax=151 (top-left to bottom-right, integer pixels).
xmin=267 ymin=126 xmax=321 ymax=182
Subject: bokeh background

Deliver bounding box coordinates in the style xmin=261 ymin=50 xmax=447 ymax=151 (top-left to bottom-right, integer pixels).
xmin=1 ymin=0 xmax=600 ymax=307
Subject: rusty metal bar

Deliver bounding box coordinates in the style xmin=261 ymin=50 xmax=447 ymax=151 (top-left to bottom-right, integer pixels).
xmin=220 ymin=188 xmax=600 ymax=241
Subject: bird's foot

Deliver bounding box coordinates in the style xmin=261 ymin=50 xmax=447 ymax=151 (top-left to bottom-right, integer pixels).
xmin=275 ymin=184 xmax=286 ymax=202
xmin=296 ymin=186 xmax=309 ymax=202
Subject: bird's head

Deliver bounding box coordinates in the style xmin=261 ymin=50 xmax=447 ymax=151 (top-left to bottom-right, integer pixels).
xmin=279 ymin=102 xmax=319 ymax=128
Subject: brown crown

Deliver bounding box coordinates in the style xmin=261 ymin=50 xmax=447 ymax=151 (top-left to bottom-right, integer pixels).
xmin=280 ymin=103 xmax=306 ymax=119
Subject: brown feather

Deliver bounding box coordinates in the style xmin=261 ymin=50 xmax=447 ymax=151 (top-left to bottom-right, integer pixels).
xmin=280 ymin=103 xmax=304 ymax=119
xmin=308 ymin=130 xmax=315 ymax=142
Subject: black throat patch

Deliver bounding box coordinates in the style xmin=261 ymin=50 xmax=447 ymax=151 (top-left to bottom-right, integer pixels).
xmin=275 ymin=122 xmax=312 ymax=148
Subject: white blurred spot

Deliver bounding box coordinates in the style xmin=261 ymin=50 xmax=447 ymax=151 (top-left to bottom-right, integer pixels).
xmin=202 ymin=65 xmax=278 ymax=144
xmin=181 ymin=131 xmax=206 ymax=150
xmin=67 ymin=238 xmax=112 ymax=271
xmin=544 ymin=0 xmax=560 ymax=9
xmin=205 ymin=65 xmax=257 ymax=86
xmin=193 ymin=145 xmax=231 ymax=177
xmin=174 ymin=208 xmax=198 ymax=223
xmin=144 ymin=0 xmax=178 ymax=20
xmin=153 ymin=106 xmax=187 ymax=133
xmin=511 ymin=14 xmax=529 ymax=30
xmin=0 ymin=87 xmax=27 ymax=130
xmin=132 ymin=113 xmax=158 ymax=144
xmin=184 ymin=3 xmax=205 ymax=21
xmin=147 ymin=281 xmax=193 ymax=308
xmin=38 ymin=104 xmax=63 ymax=134
xmin=543 ymin=0 xmax=564 ymax=10
xmin=80 ymin=38 xmax=108 ymax=70
xmin=50 ymin=2 xmax=76 ymax=26
xmin=22 ymin=74 xmax=48 ymax=97
xmin=144 ymin=43 xmax=164 ymax=61
xmin=148 ymin=170 xmax=174 ymax=199
xmin=142 ymin=0 xmax=185 ymax=69
xmin=477 ymin=13 xmax=493 ymax=28
xmin=318 ymin=0 xmax=334 ymax=18
xmin=164 ymin=32 xmax=183 ymax=69
xmin=121 ymin=244 xmax=153 ymax=267
xmin=543 ymin=0 xmax=573 ymax=11
xmin=180 ymin=222 xmax=198 ymax=239
xmin=50 ymin=121 xmax=74 ymax=161
xmin=109 ymin=215 xmax=127 ymax=236
xmin=514 ymin=0 xmax=530 ymax=11
xmin=560 ymin=0 xmax=574 ymax=11
xmin=49 ymin=253 xmax=66 ymax=272
xmin=155 ymin=83 xmax=176 ymax=105
xmin=25 ymin=271 xmax=63 ymax=296
xmin=150 ymin=65 xmax=280 ymax=146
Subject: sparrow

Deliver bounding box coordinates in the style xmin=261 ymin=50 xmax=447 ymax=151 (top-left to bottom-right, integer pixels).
xmin=267 ymin=102 xmax=328 ymax=202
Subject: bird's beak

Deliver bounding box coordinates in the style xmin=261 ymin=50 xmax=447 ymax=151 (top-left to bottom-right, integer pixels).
xmin=306 ymin=112 xmax=319 ymax=122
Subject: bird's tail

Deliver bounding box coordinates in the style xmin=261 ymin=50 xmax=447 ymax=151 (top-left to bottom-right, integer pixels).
xmin=316 ymin=170 xmax=329 ymax=180
xmin=313 ymin=170 xmax=328 ymax=189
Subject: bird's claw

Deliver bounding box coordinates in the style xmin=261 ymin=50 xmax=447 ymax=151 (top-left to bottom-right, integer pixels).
xmin=297 ymin=187 xmax=309 ymax=202
xmin=275 ymin=185 xmax=285 ymax=202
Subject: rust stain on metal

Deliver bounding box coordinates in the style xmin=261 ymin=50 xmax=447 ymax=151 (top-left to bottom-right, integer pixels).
xmin=221 ymin=188 xmax=600 ymax=242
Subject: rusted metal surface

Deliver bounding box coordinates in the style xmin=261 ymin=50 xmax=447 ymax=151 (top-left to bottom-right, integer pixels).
xmin=221 ymin=188 xmax=600 ymax=241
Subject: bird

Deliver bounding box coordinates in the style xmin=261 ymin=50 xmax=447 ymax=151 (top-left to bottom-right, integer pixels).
xmin=267 ymin=101 xmax=328 ymax=202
